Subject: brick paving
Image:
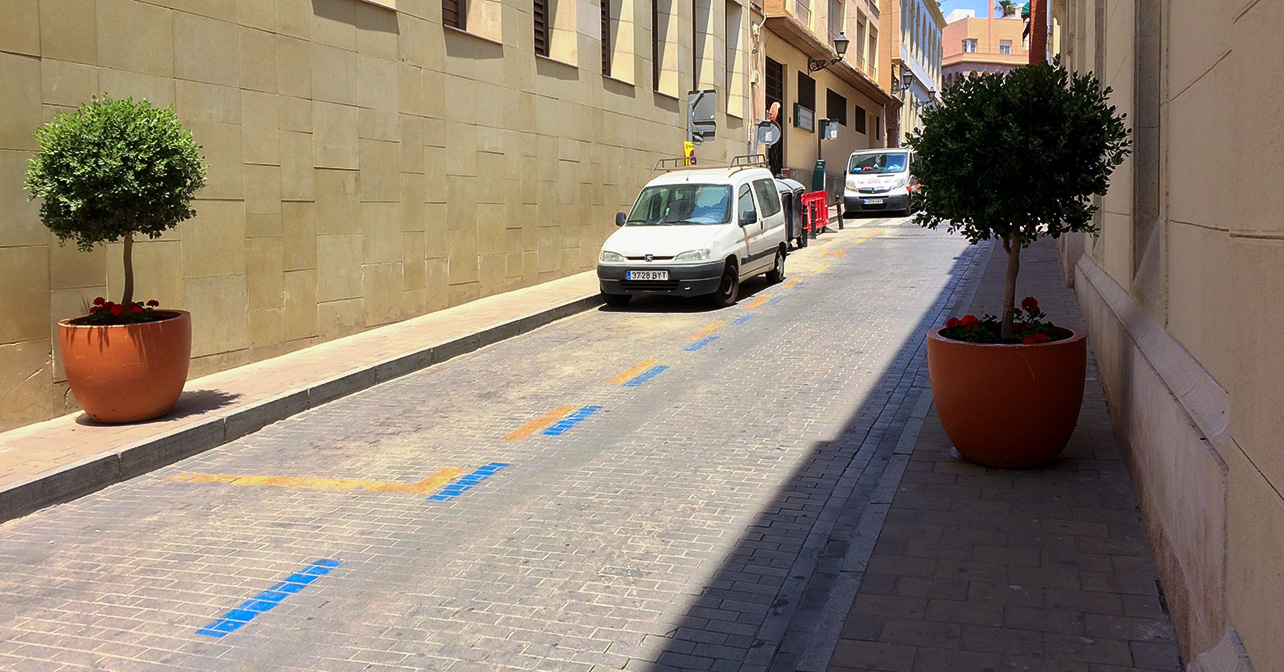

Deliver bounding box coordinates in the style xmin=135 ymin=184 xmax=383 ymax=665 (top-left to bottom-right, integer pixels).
xmin=827 ymin=239 xmax=1182 ymax=672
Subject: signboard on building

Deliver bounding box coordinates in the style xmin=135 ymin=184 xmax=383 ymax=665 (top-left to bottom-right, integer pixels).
xmin=793 ymin=104 xmax=815 ymax=132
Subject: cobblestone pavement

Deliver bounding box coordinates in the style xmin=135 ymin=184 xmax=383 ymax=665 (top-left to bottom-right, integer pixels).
xmin=828 ymin=240 xmax=1183 ymax=672
xmin=0 ymin=218 xmax=1050 ymax=672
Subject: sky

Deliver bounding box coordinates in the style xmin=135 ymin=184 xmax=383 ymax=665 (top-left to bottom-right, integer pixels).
xmin=937 ymin=0 xmax=1007 ymax=21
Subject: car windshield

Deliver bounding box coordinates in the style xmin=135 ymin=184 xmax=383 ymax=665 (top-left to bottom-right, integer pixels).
xmin=626 ymin=184 xmax=733 ymax=225
xmin=848 ymin=153 xmax=909 ymax=175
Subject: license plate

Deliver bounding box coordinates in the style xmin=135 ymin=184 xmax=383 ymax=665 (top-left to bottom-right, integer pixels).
xmin=863 ymin=198 xmax=884 ymax=205
xmin=626 ymin=270 xmax=669 ymax=281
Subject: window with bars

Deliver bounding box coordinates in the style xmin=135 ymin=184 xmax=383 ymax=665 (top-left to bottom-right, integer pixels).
xmin=999 ymin=40 xmax=1012 ymax=55
xmin=826 ymin=90 xmax=847 ymax=126
xmin=601 ymin=0 xmax=612 ymax=74
xmin=534 ymin=0 xmax=550 ymax=57
xmin=853 ymin=103 xmax=866 ymax=134
xmin=443 ymin=0 xmax=464 ymax=29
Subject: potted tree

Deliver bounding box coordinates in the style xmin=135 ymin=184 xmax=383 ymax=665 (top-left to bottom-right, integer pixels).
xmin=25 ymin=96 xmax=207 ymax=423
xmin=908 ymin=61 xmax=1130 ymax=468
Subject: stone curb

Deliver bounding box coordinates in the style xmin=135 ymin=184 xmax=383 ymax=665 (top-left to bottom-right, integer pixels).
xmin=0 ymin=294 xmax=603 ymax=525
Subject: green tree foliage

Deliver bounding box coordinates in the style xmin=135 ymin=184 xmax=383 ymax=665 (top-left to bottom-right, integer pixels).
xmin=25 ymin=96 xmax=206 ymax=306
xmin=907 ymin=61 xmax=1130 ymax=339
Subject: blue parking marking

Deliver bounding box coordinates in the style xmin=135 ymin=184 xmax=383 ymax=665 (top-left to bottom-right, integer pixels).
xmin=426 ymin=462 xmax=510 ymax=501
xmin=686 ymin=336 xmax=719 ymax=352
xmin=623 ymin=365 xmax=668 ymax=387
xmin=197 ymin=559 xmax=342 ymax=638
xmin=767 ymin=296 xmax=784 ymax=305
xmin=542 ymin=406 xmax=603 ymax=436
xmin=732 ymin=313 xmax=754 ymax=325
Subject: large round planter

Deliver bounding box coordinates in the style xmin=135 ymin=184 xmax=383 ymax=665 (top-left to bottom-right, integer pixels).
xmin=58 ymin=310 xmax=191 ymax=424
xmin=926 ymin=326 xmax=1087 ymax=468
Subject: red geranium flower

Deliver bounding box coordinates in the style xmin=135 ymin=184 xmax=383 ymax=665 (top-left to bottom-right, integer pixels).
xmin=960 ymin=315 xmax=979 ymax=326
xmin=109 ymin=304 xmax=126 ymax=316
xmin=1021 ymin=297 xmax=1039 ymax=312
xmin=146 ymin=299 xmax=160 ymax=307
xmin=945 ymin=317 xmax=960 ymax=328
xmin=92 ymin=297 xmax=105 ymax=305
xmin=1034 ymin=332 xmax=1051 ymax=342
xmin=130 ymin=305 xmax=143 ymax=313
xmin=1022 ymin=336 xmax=1037 ymax=344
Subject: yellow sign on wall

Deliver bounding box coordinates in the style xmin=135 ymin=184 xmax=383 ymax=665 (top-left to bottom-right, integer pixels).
xmin=683 ymin=141 xmax=695 ymax=165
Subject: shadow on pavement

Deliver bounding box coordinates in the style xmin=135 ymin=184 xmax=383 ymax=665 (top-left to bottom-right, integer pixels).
xmin=640 ymin=245 xmax=985 ymax=672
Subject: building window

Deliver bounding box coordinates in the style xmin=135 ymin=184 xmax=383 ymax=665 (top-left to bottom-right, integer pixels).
xmin=443 ymin=0 xmax=464 ymax=28
xmin=653 ymin=0 xmax=661 ymax=90
xmin=868 ymin=28 xmax=877 ymax=77
xmin=853 ymin=103 xmax=866 ymax=134
xmin=828 ymin=0 xmax=843 ymax=42
xmin=963 ymin=38 xmax=977 ymax=53
xmin=601 ymin=0 xmax=612 ymax=73
xmin=826 ymin=89 xmax=847 ymax=126
xmin=534 ymin=0 xmax=550 ymax=56
xmin=999 ymin=39 xmax=1012 ymax=55
xmin=797 ymin=71 xmax=816 ymax=113
xmin=725 ymin=0 xmax=745 ymax=116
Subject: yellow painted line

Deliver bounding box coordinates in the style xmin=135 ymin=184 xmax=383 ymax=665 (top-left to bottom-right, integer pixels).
xmin=743 ymin=295 xmax=773 ymax=309
xmin=820 ymin=248 xmax=846 ymax=258
xmin=166 ymin=468 xmax=466 ymax=494
xmin=813 ymin=263 xmax=831 ymax=272
xmin=783 ymin=278 xmax=802 ymax=289
xmin=689 ymin=322 xmax=726 ymax=340
xmin=504 ymin=405 xmax=576 ymax=441
xmin=607 ymin=359 xmax=659 ymax=385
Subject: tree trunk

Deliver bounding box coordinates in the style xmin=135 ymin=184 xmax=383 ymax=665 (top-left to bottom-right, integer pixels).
xmin=122 ymin=232 xmax=135 ymax=307
xmin=1001 ymin=231 xmax=1021 ymax=341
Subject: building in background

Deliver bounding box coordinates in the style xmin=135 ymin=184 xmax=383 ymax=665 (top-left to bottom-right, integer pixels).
xmin=0 ymin=0 xmax=766 ymax=430
xmin=761 ymin=0 xmax=899 ymax=195
xmin=940 ymin=9 xmax=1028 ymax=86
xmin=1049 ymin=0 xmax=1280 ymax=669
xmin=880 ymin=0 xmax=944 ymax=146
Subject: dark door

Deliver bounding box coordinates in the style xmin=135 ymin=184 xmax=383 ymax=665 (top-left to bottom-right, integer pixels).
xmin=765 ymin=58 xmax=785 ymax=176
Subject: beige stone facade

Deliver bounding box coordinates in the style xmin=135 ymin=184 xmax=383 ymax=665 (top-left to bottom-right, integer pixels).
xmin=1052 ymin=1 xmax=1281 ymax=668
xmin=761 ymin=0 xmax=898 ymax=191
xmin=0 ymin=0 xmax=765 ymax=430
xmin=878 ymin=0 xmax=943 ymax=146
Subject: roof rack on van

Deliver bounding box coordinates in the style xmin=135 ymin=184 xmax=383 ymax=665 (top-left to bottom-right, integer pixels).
xmin=651 ymin=154 xmax=770 ymax=172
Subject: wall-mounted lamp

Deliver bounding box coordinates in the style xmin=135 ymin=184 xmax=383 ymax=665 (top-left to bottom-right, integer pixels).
xmin=807 ymin=33 xmax=851 ymax=72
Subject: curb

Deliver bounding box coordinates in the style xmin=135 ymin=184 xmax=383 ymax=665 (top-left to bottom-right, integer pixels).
xmin=0 ymin=294 xmax=604 ymax=525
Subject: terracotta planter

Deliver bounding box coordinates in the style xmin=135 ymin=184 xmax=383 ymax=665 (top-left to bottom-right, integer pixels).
xmin=926 ymin=326 xmax=1087 ymax=468
xmin=58 ymin=310 xmax=191 ymax=424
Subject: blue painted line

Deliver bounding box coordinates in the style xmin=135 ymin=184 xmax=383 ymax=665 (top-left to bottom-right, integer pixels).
xmin=732 ymin=313 xmax=754 ymax=325
xmin=623 ymin=365 xmax=668 ymax=388
xmin=685 ymin=336 xmax=719 ymax=352
xmin=767 ymin=296 xmax=784 ymax=305
xmin=427 ymin=462 xmax=510 ymax=501
xmin=197 ymin=559 xmax=342 ymax=638
xmin=541 ymin=406 xmax=603 ymax=436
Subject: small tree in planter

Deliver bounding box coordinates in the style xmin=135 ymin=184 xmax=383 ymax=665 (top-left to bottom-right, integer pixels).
xmin=24 ymin=96 xmax=206 ymax=423
xmin=907 ymin=61 xmax=1130 ymax=468
xmin=908 ymin=60 xmax=1130 ymax=341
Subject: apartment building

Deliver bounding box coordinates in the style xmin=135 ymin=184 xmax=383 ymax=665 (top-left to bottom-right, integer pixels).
xmin=0 ymin=0 xmax=764 ymax=429
xmin=1049 ymin=1 xmax=1281 ymax=669
xmin=879 ymin=0 xmax=943 ymax=145
xmin=940 ymin=10 xmax=1027 ymax=86
xmin=761 ymin=0 xmax=899 ymax=192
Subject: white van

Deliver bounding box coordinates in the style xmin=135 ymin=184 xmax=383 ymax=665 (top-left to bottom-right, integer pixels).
xmin=597 ymin=164 xmax=789 ymax=307
xmin=843 ymin=148 xmax=914 ymax=216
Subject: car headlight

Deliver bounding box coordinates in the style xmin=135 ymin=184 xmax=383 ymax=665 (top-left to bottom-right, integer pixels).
xmin=846 ymin=177 xmax=859 ymax=190
xmin=891 ymin=178 xmax=908 ymax=189
xmin=599 ymin=250 xmax=625 ymax=263
xmin=674 ymin=249 xmax=711 ymax=262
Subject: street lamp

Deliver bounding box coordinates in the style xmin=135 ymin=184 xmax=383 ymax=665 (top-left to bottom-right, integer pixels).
xmin=807 ymin=33 xmax=851 ymax=72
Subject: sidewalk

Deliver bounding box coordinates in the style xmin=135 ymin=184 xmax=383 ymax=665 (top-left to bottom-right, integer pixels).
xmin=827 ymin=239 xmax=1183 ymax=671
xmin=0 ymin=271 xmax=601 ymax=523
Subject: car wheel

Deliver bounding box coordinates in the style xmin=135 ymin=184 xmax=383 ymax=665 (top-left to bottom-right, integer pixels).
xmin=766 ymin=247 xmax=786 ymax=284
xmin=602 ymin=293 xmax=631 ymax=307
xmin=710 ymin=262 xmax=740 ymax=307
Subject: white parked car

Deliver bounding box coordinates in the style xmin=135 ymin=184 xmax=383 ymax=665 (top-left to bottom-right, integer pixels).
xmin=597 ymin=164 xmax=789 ymax=307
xmin=844 ymin=148 xmax=914 ymax=216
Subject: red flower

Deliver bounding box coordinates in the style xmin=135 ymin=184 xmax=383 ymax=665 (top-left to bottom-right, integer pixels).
xmin=109 ymin=304 xmax=126 ymax=316
xmin=1022 ymin=336 xmax=1037 ymax=344
xmin=1034 ymin=332 xmax=1051 ymax=343
xmin=146 ymin=299 xmax=160 ymax=307
xmin=89 ymin=305 xmax=102 ymax=313
xmin=1021 ymin=297 xmax=1039 ymax=312
xmin=92 ymin=297 xmax=105 ymax=305
xmin=960 ymin=315 xmax=979 ymax=326
xmin=945 ymin=318 xmax=960 ymax=328
xmin=130 ymin=305 xmax=143 ymax=313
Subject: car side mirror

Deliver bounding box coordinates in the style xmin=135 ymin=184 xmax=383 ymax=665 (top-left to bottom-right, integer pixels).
xmin=615 ymin=212 xmax=626 ymax=227
xmin=739 ymin=209 xmax=757 ymax=226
